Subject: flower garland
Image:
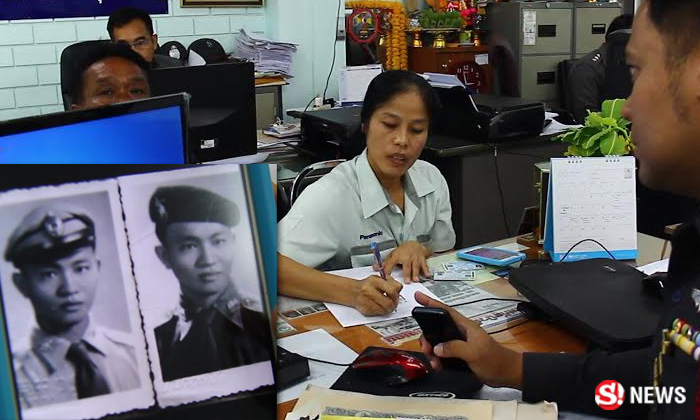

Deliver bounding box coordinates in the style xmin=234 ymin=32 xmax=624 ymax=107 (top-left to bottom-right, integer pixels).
xmin=346 ymin=0 xmax=408 ymax=70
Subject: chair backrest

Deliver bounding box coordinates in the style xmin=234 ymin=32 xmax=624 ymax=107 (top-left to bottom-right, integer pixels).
xmin=557 ymin=58 xmax=578 ymax=113
xmin=290 ymin=159 xmax=346 ymax=205
xmin=60 ymin=40 xmax=110 ymax=110
xmin=602 ymin=29 xmax=632 ymax=101
xmin=188 ymin=38 xmax=227 ymax=64
xmin=488 ymin=34 xmax=519 ymax=97
xmin=277 ymin=182 xmax=291 ymax=222
xmin=157 ymin=41 xmax=188 ymax=65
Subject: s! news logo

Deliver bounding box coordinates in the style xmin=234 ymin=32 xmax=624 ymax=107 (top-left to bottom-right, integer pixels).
xmin=594 ymin=380 xmax=687 ymax=410
xmin=595 ymin=380 xmax=625 ymax=410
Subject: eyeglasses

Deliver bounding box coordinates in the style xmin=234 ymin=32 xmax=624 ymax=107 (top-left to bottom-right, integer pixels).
xmin=118 ymin=37 xmax=153 ymax=50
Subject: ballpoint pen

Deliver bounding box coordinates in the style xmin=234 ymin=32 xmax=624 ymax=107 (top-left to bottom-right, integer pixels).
xmin=370 ymin=242 xmax=387 ymax=280
xmin=371 ymin=242 xmax=398 ymax=312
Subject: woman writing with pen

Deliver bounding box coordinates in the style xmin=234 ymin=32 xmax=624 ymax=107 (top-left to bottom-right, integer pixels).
xmin=277 ymin=70 xmax=456 ymax=316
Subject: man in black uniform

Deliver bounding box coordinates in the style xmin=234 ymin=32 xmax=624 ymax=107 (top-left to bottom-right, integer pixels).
xmin=416 ymin=1 xmax=700 ymax=417
xmin=150 ymin=185 xmax=271 ymax=382
xmin=568 ymin=14 xmax=633 ymax=123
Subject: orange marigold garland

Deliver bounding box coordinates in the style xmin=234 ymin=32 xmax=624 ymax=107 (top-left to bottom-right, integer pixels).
xmin=346 ymin=0 xmax=408 ymax=70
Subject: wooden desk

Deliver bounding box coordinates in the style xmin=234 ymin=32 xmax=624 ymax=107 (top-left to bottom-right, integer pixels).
xmin=277 ymin=234 xmax=668 ymax=419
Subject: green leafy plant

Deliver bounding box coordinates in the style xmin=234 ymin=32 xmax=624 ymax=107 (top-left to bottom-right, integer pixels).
xmin=418 ymin=9 xmax=464 ymax=28
xmin=554 ymin=99 xmax=634 ymax=157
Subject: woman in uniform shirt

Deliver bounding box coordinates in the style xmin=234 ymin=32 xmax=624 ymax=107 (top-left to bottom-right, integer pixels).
xmin=278 ymin=70 xmax=456 ymax=316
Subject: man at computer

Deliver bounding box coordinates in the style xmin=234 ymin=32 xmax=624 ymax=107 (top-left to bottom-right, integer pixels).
xmin=149 ymin=185 xmax=271 ymax=382
xmin=416 ymin=2 xmax=700 ymax=417
xmin=71 ymin=43 xmax=151 ymax=110
xmin=107 ymin=7 xmax=182 ymax=69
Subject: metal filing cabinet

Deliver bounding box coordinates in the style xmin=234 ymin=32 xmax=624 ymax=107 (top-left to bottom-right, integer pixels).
xmin=574 ymin=2 xmax=622 ymax=57
xmin=487 ymin=2 xmax=573 ymax=104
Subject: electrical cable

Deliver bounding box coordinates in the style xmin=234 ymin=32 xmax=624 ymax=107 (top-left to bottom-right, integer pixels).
xmin=492 ymin=144 xmax=510 ymax=237
xmin=560 ymin=238 xmax=616 ymax=262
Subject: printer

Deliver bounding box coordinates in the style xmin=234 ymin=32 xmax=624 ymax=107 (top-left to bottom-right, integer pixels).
xmin=289 ymin=89 xmax=545 ymax=159
xmin=432 ymin=87 xmax=545 ymax=143
xmin=288 ymin=107 xmax=363 ymax=160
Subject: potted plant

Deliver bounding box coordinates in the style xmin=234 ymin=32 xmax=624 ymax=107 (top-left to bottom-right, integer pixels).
xmin=553 ymin=99 xmax=634 ymax=156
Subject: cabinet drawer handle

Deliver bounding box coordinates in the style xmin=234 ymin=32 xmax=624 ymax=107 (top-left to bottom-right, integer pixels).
xmin=441 ymin=64 xmax=448 ymax=69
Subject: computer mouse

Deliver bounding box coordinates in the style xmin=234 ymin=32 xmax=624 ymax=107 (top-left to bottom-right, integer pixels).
xmin=642 ymin=272 xmax=667 ymax=301
xmin=350 ymin=348 xmax=431 ymax=386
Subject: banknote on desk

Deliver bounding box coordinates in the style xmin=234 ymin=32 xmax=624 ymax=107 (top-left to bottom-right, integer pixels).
xmin=285 ymin=385 xmax=557 ymax=420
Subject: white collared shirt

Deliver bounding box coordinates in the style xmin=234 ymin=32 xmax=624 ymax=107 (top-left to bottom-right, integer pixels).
xmin=12 ymin=321 xmax=141 ymax=408
xmin=278 ymin=149 xmax=456 ymax=271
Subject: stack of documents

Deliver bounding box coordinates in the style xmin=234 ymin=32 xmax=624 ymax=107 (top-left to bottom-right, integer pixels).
xmin=234 ymin=29 xmax=298 ymax=77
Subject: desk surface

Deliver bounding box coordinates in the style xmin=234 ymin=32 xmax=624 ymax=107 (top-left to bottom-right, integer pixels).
xmin=277 ymin=233 xmax=669 ymax=419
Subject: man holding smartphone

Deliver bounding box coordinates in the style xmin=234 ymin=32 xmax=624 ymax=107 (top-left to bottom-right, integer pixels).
xmin=417 ymin=1 xmax=700 ymax=418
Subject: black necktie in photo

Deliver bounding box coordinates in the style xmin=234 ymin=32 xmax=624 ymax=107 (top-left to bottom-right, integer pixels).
xmin=66 ymin=341 xmax=110 ymax=399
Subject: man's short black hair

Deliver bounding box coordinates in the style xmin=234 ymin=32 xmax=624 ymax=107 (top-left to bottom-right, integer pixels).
xmin=71 ymin=43 xmax=150 ymax=105
xmin=606 ymin=13 xmax=633 ymax=39
xmin=107 ymin=7 xmax=154 ymax=40
xmin=646 ymin=0 xmax=700 ymax=65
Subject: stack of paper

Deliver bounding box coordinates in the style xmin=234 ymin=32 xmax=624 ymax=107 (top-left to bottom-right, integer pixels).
xmin=234 ymin=29 xmax=298 ymax=77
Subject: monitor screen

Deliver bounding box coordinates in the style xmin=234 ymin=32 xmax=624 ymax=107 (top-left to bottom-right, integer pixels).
xmin=0 ymin=94 xmax=188 ymax=164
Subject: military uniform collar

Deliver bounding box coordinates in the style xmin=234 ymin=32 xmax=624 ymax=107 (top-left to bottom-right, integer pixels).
xmin=30 ymin=320 xmax=104 ymax=374
xmin=356 ymin=150 xmax=436 ymax=219
xmin=180 ymin=285 xmax=244 ymax=329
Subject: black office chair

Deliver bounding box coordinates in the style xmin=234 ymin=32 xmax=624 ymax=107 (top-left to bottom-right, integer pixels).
xmin=188 ymin=38 xmax=227 ymax=64
xmin=290 ymin=160 xmax=345 ymax=205
xmin=277 ymin=182 xmax=291 ymax=222
xmin=157 ymin=41 xmax=188 ymax=66
xmin=488 ymin=34 xmax=519 ymax=97
xmin=602 ymin=29 xmax=633 ymax=101
xmin=557 ymin=58 xmax=578 ymax=114
xmin=59 ymin=40 xmax=110 ymax=110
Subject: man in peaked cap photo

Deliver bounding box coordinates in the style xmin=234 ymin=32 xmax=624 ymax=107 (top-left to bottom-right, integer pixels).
xmin=4 ymin=205 xmax=140 ymax=409
xmin=150 ymin=185 xmax=271 ymax=382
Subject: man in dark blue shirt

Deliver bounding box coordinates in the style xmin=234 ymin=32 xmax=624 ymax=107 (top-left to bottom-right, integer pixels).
xmin=417 ymin=1 xmax=700 ymax=417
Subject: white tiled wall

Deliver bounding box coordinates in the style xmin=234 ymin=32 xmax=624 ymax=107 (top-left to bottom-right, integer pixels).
xmin=0 ymin=0 xmax=266 ymax=121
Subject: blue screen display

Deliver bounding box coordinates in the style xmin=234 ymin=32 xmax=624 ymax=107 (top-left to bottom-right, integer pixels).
xmin=0 ymin=0 xmax=167 ymax=20
xmin=0 ymin=106 xmax=185 ymax=164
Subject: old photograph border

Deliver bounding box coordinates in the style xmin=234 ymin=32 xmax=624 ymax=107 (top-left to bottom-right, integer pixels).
xmin=0 ymin=180 xmax=153 ymax=420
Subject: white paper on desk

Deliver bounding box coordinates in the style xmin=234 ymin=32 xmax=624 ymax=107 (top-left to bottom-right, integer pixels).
xmin=639 ymin=258 xmax=670 ymax=275
xmin=277 ymin=329 xmax=358 ymax=403
xmin=541 ymin=119 xmax=582 ymax=136
xmin=324 ymin=266 xmax=442 ymax=327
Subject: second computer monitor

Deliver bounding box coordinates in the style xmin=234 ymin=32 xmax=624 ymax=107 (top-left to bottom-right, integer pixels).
xmin=150 ymin=61 xmax=257 ymax=162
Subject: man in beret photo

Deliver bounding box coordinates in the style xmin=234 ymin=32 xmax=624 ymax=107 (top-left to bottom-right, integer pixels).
xmin=149 ymin=185 xmax=271 ymax=382
xmin=4 ymin=204 xmax=140 ymax=409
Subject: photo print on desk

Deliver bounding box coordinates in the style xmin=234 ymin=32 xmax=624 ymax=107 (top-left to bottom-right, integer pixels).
xmin=0 ymin=180 xmax=153 ymax=420
xmin=0 ymin=165 xmax=275 ymax=419
xmin=118 ymin=165 xmax=274 ymax=407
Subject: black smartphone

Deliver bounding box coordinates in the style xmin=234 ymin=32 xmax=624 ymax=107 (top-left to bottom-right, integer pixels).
xmin=411 ymin=307 xmax=471 ymax=371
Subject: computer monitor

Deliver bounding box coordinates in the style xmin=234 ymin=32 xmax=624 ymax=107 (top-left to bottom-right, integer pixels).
xmin=150 ymin=61 xmax=257 ymax=162
xmin=0 ymin=93 xmax=189 ymax=164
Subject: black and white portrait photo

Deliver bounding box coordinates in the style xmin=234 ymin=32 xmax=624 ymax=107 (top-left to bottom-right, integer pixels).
xmin=0 ymin=180 xmax=153 ymax=420
xmin=118 ymin=165 xmax=274 ymax=407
